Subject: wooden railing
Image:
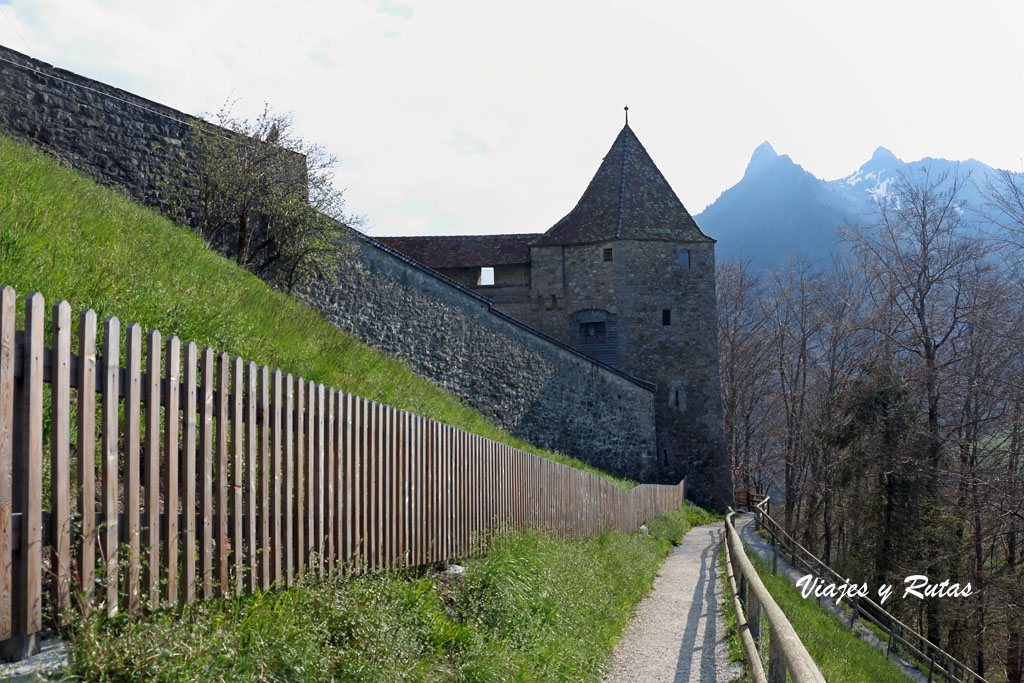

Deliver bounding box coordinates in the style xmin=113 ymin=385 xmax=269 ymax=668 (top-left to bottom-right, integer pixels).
xmin=752 ymin=498 xmax=987 ymax=683
xmin=733 ymin=488 xmax=769 ymax=515
xmin=724 ymin=509 xmax=825 ymax=683
xmin=0 ymin=287 xmax=686 ymax=658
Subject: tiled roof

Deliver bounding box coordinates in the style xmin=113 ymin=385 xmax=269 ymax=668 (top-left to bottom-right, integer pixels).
xmin=533 ymin=124 xmax=712 ymax=247
xmin=378 ymin=233 xmax=540 ymax=269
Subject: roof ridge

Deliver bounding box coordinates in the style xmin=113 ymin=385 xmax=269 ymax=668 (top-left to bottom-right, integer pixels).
xmin=616 ymin=125 xmax=628 ymax=240
xmin=534 ymin=119 xmax=712 ymax=246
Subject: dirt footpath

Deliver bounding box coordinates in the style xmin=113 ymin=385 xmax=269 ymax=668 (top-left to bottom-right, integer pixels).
xmin=604 ymin=522 xmax=742 ymax=683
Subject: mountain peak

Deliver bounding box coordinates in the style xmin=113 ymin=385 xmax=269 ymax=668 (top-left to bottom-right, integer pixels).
xmin=751 ymin=140 xmax=777 ymax=162
xmin=744 ymin=141 xmax=779 ymax=178
xmin=871 ymin=146 xmax=898 ymax=162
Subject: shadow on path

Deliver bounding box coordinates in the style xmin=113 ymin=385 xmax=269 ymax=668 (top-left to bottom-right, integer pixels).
xmin=605 ymin=522 xmax=740 ymax=683
xmin=673 ymin=527 xmax=721 ymax=681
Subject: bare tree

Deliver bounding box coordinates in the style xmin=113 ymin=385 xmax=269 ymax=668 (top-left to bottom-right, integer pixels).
xmin=717 ymin=259 xmax=776 ymax=496
xmin=762 ymin=256 xmax=823 ymax=534
xmin=165 ymin=102 xmax=363 ymax=290
xmin=842 ymin=164 xmax=988 ymax=647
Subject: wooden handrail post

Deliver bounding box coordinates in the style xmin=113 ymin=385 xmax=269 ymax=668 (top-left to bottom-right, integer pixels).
xmin=725 ymin=510 xmax=825 ymax=683
xmin=771 ymin=536 xmax=778 ymax=576
xmin=768 ymin=623 xmax=786 ymax=683
xmin=747 ymin=591 xmax=761 ymax=644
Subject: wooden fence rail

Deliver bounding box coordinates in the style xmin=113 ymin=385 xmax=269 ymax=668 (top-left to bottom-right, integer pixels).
xmin=0 ymin=288 xmax=685 ymax=658
xmin=752 ymin=498 xmax=987 ymax=683
xmin=724 ymin=509 xmax=826 ymax=683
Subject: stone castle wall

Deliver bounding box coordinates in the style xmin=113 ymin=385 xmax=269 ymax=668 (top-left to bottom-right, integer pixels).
xmin=438 ymin=234 xmax=733 ymax=508
xmin=479 ymin=238 xmax=731 ymax=508
xmin=0 ymin=43 xmax=658 ymax=481
xmin=612 ymin=240 xmax=731 ymax=509
xmin=0 ymin=44 xmax=198 ymax=213
xmin=295 ymin=238 xmax=657 ymax=479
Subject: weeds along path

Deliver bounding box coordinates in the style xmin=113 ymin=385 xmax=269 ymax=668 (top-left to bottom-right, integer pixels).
xmin=605 ymin=522 xmax=741 ymax=683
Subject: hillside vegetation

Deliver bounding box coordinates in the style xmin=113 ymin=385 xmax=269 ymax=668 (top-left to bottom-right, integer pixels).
xmin=68 ymin=502 xmax=718 ymax=680
xmin=0 ymin=134 xmax=632 ymax=488
xmin=741 ymin=544 xmax=912 ymax=682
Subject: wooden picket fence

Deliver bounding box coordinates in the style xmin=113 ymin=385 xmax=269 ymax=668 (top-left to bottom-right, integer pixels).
xmin=0 ymin=287 xmax=685 ymax=654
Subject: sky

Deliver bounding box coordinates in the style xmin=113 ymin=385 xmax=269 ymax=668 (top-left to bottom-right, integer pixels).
xmin=1 ymin=1 xmax=1023 ymax=238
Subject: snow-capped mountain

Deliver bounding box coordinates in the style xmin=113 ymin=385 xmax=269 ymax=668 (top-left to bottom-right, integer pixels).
xmin=696 ymin=143 xmax=1006 ymax=269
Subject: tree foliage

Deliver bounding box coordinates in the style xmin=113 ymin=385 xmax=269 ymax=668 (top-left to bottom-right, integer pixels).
xmin=165 ymin=102 xmax=362 ymax=290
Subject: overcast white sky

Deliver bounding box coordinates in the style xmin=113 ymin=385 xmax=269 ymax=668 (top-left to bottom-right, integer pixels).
xmin=2 ymin=1 xmax=1023 ymax=238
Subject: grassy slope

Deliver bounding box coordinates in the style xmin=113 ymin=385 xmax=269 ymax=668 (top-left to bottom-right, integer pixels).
xmin=743 ymin=545 xmax=913 ymax=682
xmin=69 ymin=502 xmax=720 ymax=680
xmin=0 ymin=134 xmax=632 ymax=488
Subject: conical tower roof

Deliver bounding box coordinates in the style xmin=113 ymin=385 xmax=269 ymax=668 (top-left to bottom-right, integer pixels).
xmin=533 ymin=123 xmax=712 ymax=247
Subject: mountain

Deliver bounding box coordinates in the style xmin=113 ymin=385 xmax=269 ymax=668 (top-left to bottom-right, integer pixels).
xmin=696 ymin=143 xmax=1006 ymax=270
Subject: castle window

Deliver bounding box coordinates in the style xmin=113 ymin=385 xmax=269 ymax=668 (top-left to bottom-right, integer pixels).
xmin=603 ymin=247 xmax=613 ymax=262
xmin=580 ymin=321 xmax=606 ymax=340
xmin=675 ymin=390 xmax=680 ymax=407
xmin=477 ymin=267 xmax=495 ymax=286
xmin=571 ymin=309 xmax=617 ymax=367
xmin=662 ymin=309 xmax=671 ymax=326
xmin=679 ymin=250 xmax=690 ymax=269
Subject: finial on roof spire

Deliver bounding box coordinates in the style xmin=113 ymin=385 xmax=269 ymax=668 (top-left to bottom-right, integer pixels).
xmin=624 ymin=105 xmax=629 ymax=126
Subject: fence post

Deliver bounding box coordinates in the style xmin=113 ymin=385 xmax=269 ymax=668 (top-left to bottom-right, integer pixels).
xmin=165 ymin=336 xmax=180 ymax=605
xmin=245 ymin=363 xmax=258 ymax=592
xmin=771 ymin=531 xmax=778 ymax=576
xmin=5 ymin=293 xmax=44 ymax=659
xmin=747 ymin=591 xmax=761 ymax=644
xmin=183 ymin=343 xmax=198 ymax=603
xmin=101 ymin=317 xmax=120 ymax=616
xmin=124 ymin=325 xmax=142 ymax=613
xmin=768 ymin=624 xmax=786 ymax=683
xmin=145 ymin=331 xmax=162 ymax=607
xmin=49 ymin=300 xmax=71 ymax=626
xmin=200 ymin=348 xmax=215 ymax=599
xmin=74 ymin=307 xmax=97 ymax=615
xmin=231 ymin=356 xmax=245 ymax=595
xmin=0 ymin=288 xmax=14 ymax=643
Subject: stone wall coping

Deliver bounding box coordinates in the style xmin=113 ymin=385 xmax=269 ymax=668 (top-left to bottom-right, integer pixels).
xmin=0 ymin=44 xmax=198 ymax=130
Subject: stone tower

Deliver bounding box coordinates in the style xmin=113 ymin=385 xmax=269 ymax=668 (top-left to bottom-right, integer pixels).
xmin=382 ymin=120 xmax=733 ymax=510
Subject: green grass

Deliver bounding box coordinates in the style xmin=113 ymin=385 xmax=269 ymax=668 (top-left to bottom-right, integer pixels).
xmin=646 ymin=500 xmax=721 ymax=543
xmin=0 ymin=134 xmax=632 ymax=488
xmin=65 ymin=503 xmax=713 ymax=681
xmin=717 ymin=543 xmax=748 ymax=682
xmin=744 ymin=543 xmax=913 ymax=682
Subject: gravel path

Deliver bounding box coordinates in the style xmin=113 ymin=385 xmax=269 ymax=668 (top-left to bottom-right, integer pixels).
xmin=604 ymin=522 xmax=742 ymax=683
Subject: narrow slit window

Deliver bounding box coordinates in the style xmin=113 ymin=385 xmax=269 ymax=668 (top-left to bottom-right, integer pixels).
xmin=662 ymin=309 xmax=671 ymax=326
xmin=679 ymin=250 xmax=690 ymax=269
xmin=603 ymin=247 xmax=613 ymax=262
xmin=675 ymin=390 xmax=680 ymax=407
